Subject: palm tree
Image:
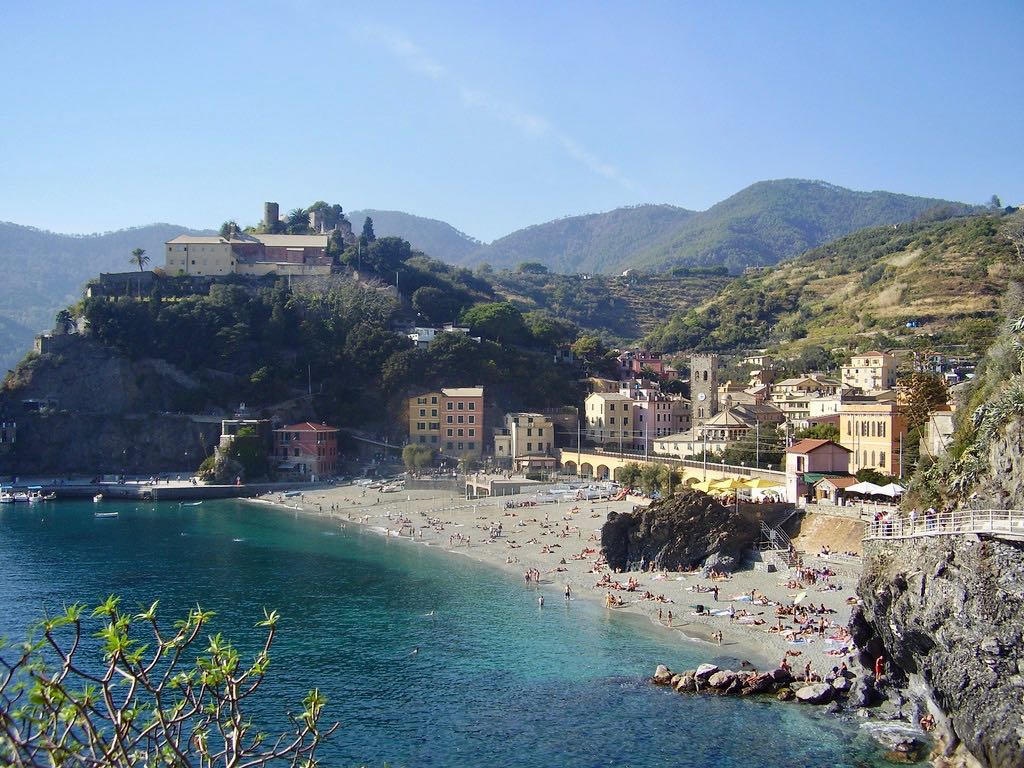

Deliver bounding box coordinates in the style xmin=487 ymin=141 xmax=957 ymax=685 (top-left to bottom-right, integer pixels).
xmin=130 ymin=248 xmax=149 ymax=272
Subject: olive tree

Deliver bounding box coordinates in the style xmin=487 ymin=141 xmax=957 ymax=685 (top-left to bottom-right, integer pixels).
xmin=0 ymin=597 xmax=337 ymax=767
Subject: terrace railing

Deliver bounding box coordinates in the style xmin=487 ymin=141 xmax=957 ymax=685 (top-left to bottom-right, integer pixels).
xmin=863 ymin=508 xmax=1024 ymax=542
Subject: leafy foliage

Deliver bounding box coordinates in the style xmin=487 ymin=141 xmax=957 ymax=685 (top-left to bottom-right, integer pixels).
xmin=0 ymin=598 xmax=337 ymax=766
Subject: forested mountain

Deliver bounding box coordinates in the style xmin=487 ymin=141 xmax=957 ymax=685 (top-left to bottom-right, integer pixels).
xmin=461 ymin=181 xmax=976 ymax=275
xmin=0 ymin=222 xmax=211 ymax=372
xmin=347 ymin=209 xmax=482 ymax=263
xmin=644 ymin=211 xmax=1016 ymax=357
xmin=630 ymin=179 xmax=978 ymax=274
xmin=469 ymin=204 xmax=696 ymax=274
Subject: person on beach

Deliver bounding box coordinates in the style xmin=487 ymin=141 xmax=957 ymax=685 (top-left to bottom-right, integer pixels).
xmin=874 ymin=654 xmax=885 ymax=680
xmin=667 ymin=610 xmax=673 ymax=627
xmin=713 ymin=585 xmax=719 ymax=601
xmin=564 ymin=584 xmax=571 ymax=601
xmin=538 ymin=595 xmax=544 ymax=608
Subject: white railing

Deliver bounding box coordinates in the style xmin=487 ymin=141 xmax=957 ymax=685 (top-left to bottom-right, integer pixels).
xmin=759 ymin=521 xmax=792 ymax=551
xmin=863 ymin=509 xmax=1024 ymax=541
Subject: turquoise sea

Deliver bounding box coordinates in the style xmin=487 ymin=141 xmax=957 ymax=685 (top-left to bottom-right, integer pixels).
xmin=0 ymin=500 xmax=888 ymax=767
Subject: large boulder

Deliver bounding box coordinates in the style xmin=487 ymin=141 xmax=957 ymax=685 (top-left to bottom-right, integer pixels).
xmin=795 ymin=682 xmax=835 ymax=705
xmin=848 ymin=675 xmax=880 ymax=708
xmin=674 ymin=673 xmax=696 ymax=692
xmin=741 ymin=672 xmax=776 ymax=695
xmin=694 ymin=663 xmax=719 ymax=682
xmin=601 ymin=489 xmax=761 ymax=572
xmin=652 ymin=665 xmax=673 ymax=685
xmin=770 ymin=667 xmax=793 ymax=686
xmin=707 ymin=670 xmax=737 ymax=689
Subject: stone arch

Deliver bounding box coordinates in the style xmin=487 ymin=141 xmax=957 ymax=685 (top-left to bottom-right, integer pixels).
xmin=684 ymin=476 xmax=699 ymax=487
xmin=563 ymin=460 xmax=577 ymax=475
xmin=596 ymin=464 xmax=610 ymax=480
xmin=580 ymin=462 xmax=594 ymax=478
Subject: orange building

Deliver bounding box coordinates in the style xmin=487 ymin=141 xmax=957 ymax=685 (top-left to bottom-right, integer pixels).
xmin=272 ymin=422 xmax=339 ymax=479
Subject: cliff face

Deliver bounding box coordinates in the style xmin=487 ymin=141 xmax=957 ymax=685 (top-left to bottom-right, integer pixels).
xmin=973 ymin=417 xmax=1024 ymax=510
xmin=0 ymin=336 xmax=305 ymax=474
xmin=853 ymin=535 xmax=1024 ymax=767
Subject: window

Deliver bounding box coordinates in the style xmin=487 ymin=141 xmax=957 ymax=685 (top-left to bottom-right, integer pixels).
xmin=431 ymin=396 xmax=438 ymax=404
xmin=430 ymin=422 xmax=439 ymax=430
xmin=419 ymin=408 xmax=426 ymax=417
xmin=610 ymin=403 xmax=615 ymax=411
xmin=609 ymin=417 xmax=616 ymax=425
xmin=457 ymin=429 xmax=464 ymax=437
xmin=458 ymin=415 xmax=464 ymax=423
xmin=870 ymin=451 xmax=876 ymax=466
xmin=457 ymin=442 xmax=464 ymax=450
xmin=447 ymin=429 xmax=453 ymax=437
xmin=417 ymin=422 xmax=426 ymax=430
xmin=431 ymin=409 xmax=438 ymax=417
xmin=879 ymin=451 xmax=886 ymax=468
xmin=446 ymin=442 xmax=454 ymax=449
xmin=880 ymin=422 xmax=886 ymax=437
xmin=468 ymin=415 xmax=475 ymax=423
xmin=846 ymin=420 xmax=851 ymax=436
xmin=527 ymin=428 xmax=533 ymax=436
xmin=623 ymin=417 xmax=629 ymax=425
xmin=468 ymin=402 xmax=475 ymax=410
xmin=467 ymin=442 xmax=475 ymax=450
xmin=417 ymin=397 xmax=427 ymax=405
xmin=527 ymin=442 xmax=533 ymax=451
xmin=430 ymin=436 xmax=437 ymax=444
xmin=447 ymin=415 xmax=453 ymax=423
xmin=446 ymin=402 xmax=453 ymax=410
xmin=537 ymin=428 xmax=543 ymax=436
xmin=458 ymin=402 xmax=465 ymax=410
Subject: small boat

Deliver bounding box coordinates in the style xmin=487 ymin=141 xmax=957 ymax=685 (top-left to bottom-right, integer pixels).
xmin=41 ymin=492 xmax=57 ymax=501
xmin=180 ymin=501 xmax=203 ymax=507
xmin=94 ymin=511 xmax=118 ymax=519
xmin=27 ymin=486 xmax=44 ymax=503
xmin=283 ymin=491 xmax=303 ymax=498
xmin=0 ymin=487 xmax=13 ymax=503
xmin=93 ymin=493 xmax=104 ymax=503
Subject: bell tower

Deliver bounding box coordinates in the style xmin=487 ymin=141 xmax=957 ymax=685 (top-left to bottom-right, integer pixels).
xmin=690 ymin=353 xmax=719 ymax=427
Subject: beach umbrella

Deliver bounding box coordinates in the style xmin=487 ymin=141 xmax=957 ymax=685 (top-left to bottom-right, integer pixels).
xmin=877 ymin=483 xmax=905 ymax=497
xmin=690 ymin=479 xmax=717 ymax=492
xmin=741 ymin=477 xmax=783 ymax=490
xmin=793 ymin=591 xmax=808 ymax=605
xmin=711 ymin=478 xmax=745 ymax=491
xmin=846 ymin=481 xmax=885 ymax=495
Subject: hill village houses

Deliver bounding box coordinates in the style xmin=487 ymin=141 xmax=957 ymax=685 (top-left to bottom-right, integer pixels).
xmin=406 ymin=349 xmax=958 ymax=503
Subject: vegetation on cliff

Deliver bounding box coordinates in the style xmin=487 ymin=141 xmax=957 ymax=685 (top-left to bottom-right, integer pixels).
xmin=645 ymin=212 xmax=1013 ymax=356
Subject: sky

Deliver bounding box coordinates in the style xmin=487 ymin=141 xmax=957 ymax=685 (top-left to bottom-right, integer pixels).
xmin=2 ymin=1 xmax=1022 ymax=242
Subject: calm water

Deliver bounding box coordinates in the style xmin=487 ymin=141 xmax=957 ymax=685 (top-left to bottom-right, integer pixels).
xmin=0 ymin=500 xmax=886 ymax=767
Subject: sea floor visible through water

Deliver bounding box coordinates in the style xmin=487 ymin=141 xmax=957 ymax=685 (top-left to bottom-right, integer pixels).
xmin=0 ymin=499 xmax=892 ymax=767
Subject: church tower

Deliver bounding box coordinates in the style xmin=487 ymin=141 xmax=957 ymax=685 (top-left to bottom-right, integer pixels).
xmin=690 ymin=353 xmax=719 ymax=427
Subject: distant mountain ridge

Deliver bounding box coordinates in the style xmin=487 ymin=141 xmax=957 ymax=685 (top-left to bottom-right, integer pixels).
xmin=346 ymin=209 xmax=482 ymax=263
xmin=0 ymin=221 xmax=211 ymax=372
xmin=348 ymin=181 xmax=975 ymax=276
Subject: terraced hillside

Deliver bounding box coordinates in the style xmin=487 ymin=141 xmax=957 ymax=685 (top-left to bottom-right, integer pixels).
xmin=644 ymin=212 xmax=1017 ymax=356
xmin=490 ymin=270 xmax=733 ymax=341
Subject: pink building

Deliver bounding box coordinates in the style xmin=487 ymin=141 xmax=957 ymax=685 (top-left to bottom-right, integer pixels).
xmin=273 ymin=422 xmax=339 ymax=480
xmin=784 ymin=439 xmax=852 ymax=504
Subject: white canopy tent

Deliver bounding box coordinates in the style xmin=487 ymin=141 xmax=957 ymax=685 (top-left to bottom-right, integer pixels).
xmin=845 ymin=481 xmax=886 ymax=495
xmin=877 ymin=483 xmax=906 ymax=497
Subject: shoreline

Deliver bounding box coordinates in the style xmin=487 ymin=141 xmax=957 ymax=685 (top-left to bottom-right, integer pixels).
xmin=242 ymin=483 xmax=863 ymax=677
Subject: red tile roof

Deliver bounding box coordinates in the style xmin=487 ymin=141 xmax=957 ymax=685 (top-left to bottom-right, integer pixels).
xmin=276 ymin=422 xmax=338 ymax=432
xmin=785 ymin=438 xmax=851 ymax=454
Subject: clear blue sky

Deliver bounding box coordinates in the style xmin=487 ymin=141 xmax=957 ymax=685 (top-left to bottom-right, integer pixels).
xmin=2 ymin=1 xmax=1022 ymax=242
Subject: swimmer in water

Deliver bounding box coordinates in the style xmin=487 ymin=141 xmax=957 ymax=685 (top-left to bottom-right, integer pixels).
xmin=410 ymin=647 xmax=419 ymax=656
xmin=538 ymin=595 xmax=544 ymax=608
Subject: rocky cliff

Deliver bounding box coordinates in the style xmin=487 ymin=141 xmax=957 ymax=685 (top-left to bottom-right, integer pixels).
xmin=853 ymin=534 xmax=1024 ymax=767
xmin=601 ymin=490 xmax=766 ymax=572
xmin=0 ymin=335 xmax=306 ymax=474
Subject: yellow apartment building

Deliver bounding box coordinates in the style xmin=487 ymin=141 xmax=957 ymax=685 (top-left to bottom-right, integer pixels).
xmin=839 ymin=398 xmax=908 ymax=477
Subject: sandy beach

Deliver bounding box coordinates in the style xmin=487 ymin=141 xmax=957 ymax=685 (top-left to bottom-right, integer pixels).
xmin=246 ymin=481 xmax=863 ymax=678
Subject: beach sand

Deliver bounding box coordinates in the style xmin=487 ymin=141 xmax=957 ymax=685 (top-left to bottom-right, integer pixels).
xmin=246 ymin=482 xmax=862 ymax=677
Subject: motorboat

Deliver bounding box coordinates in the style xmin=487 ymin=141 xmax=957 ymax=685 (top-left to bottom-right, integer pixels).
xmin=94 ymin=510 xmax=118 ymax=518
xmin=27 ymin=486 xmax=44 ymax=503
xmin=0 ymin=486 xmax=13 ymax=503
xmin=93 ymin=493 xmax=104 ymax=503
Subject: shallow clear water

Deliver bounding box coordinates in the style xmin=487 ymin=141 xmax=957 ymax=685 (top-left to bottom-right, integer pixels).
xmin=0 ymin=500 xmax=887 ymax=766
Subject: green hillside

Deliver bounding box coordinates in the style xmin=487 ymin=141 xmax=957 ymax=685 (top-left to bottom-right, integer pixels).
xmin=347 ymin=209 xmax=482 ymax=263
xmin=469 ymin=204 xmax=696 ymax=274
xmin=632 ymin=179 xmax=977 ymax=274
xmin=645 ymin=212 xmax=1015 ymax=356
xmin=457 ymin=180 xmax=974 ymax=276
xmin=490 ymin=268 xmax=732 ymax=341
xmin=0 ymin=222 xmax=212 ymax=372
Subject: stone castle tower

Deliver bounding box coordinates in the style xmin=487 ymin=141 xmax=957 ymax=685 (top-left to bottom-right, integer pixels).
xmin=690 ymin=353 xmax=719 ymax=426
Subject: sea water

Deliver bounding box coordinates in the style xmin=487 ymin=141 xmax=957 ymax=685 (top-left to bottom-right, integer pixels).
xmin=0 ymin=500 xmax=888 ymax=767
